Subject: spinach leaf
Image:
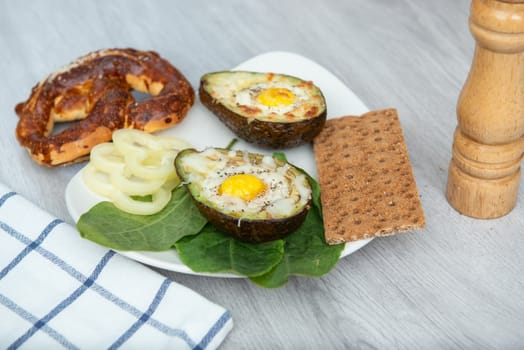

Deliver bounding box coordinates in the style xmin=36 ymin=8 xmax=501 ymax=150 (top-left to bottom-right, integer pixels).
xmin=249 ymin=208 xmax=344 ymax=288
xmin=77 ymin=186 xmax=207 ymax=251
xmin=175 ymin=224 xmax=285 ymax=277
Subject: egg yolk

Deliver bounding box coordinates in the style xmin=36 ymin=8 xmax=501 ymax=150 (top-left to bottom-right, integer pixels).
xmin=218 ymin=174 xmax=267 ymax=201
xmin=257 ymin=88 xmax=296 ymax=107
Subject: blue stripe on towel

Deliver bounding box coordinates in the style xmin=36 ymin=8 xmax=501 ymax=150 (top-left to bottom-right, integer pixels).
xmin=196 ymin=310 xmax=233 ymax=350
xmin=0 ymin=219 xmax=62 ymax=280
xmin=8 ymin=251 xmax=115 ymax=349
xmin=108 ymin=279 xmax=175 ymax=349
xmin=0 ymin=191 xmax=16 ymax=206
xmin=0 ymin=293 xmax=79 ymax=350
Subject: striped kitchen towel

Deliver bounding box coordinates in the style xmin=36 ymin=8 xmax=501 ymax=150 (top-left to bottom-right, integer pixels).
xmin=0 ymin=182 xmax=233 ymax=349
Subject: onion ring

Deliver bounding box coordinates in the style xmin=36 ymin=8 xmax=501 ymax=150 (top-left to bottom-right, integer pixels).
xmin=89 ymin=143 xmax=125 ymax=173
xmin=83 ymin=129 xmax=190 ymax=215
xmin=111 ymin=187 xmax=171 ymax=216
xmin=82 ymin=163 xmax=114 ymax=198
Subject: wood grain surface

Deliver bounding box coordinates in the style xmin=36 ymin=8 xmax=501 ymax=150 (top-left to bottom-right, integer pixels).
xmin=1 ymin=0 xmax=523 ymax=348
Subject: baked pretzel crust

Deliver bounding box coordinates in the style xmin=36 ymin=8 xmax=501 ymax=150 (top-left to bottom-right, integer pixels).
xmin=15 ymin=48 xmax=195 ymax=167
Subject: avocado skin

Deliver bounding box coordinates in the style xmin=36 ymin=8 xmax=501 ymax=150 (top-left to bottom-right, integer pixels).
xmin=192 ymin=194 xmax=311 ymax=243
xmin=199 ymin=83 xmax=326 ymax=149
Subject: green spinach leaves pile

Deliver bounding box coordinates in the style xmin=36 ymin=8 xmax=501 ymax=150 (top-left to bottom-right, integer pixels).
xmin=77 ymin=153 xmax=344 ymax=288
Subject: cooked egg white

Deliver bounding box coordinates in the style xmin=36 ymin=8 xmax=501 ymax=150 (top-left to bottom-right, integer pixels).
xmin=233 ymin=83 xmax=310 ymax=117
xmin=204 ymin=71 xmax=325 ymax=123
xmin=180 ymin=148 xmax=311 ymax=220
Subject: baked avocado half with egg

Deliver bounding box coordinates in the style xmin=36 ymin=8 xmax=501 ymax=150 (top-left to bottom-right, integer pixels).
xmin=199 ymin=71 xmax=327 ymax=149
xmin=175 ymin=147 xmax=312 ymax=243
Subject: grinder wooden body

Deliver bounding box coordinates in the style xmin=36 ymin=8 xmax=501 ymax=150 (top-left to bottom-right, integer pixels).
xmin=447 ymin=0 xmax=524 ymax=218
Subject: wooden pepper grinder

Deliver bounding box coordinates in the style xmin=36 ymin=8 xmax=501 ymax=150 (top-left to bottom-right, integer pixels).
xmin=447 ymin=0 xmax=524 ymax=218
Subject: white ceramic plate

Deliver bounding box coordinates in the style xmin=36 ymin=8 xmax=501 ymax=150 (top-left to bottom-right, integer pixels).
xmin=65 ymin=51 xmax=373 ymax=277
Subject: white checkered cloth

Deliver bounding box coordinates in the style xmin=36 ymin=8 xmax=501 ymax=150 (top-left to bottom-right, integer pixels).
xmin=0 ymin=183 xmax=233 ymax=349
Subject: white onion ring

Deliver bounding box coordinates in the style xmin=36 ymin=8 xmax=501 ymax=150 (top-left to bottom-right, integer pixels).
xmin=89 ymin=143 xmax=125 ymax=173
xmin=112 ymin=129 xmax=162 ymax=154
xmin=111 ymin=187 xmax=171 ymax=215
xmin=82 ymin=129 xmax=190 ymax=215
xmin=125 ymin=150 xmax=177 ymax=180
xmin=162 ymin=177 xmax=180 ymax=192
xmin=82 ymin=163 xmax=113 ymax=197
xmin=110 ymin=171 xmax=165 ymax=196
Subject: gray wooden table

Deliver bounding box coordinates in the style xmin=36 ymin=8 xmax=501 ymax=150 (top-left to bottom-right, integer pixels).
xmin=2 ymin=0 xmax=523 ymax=348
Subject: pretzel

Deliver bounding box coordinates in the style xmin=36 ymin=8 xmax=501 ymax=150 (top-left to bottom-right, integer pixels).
xmin=15 ymin=48 xmax=195 ymax=167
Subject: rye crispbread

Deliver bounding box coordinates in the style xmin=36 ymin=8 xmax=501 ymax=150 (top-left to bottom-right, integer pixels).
xmin=313 ymin=109 xmax=425 ymax=244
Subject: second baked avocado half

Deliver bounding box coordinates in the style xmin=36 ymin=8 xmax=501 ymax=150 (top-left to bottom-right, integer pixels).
xmin=199 ymin=71 xmax=327 ymax=149
xmin=175 ymin=147 xmax=312 ymax=243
